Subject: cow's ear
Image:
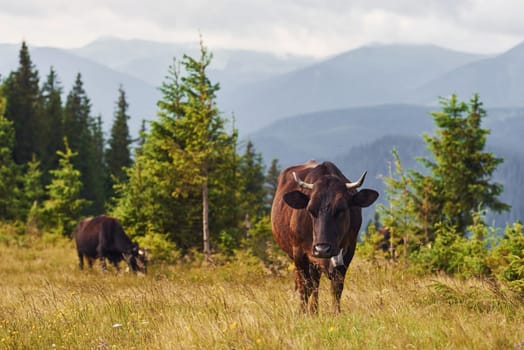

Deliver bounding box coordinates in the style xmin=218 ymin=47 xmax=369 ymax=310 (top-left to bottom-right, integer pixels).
xmin=350 ymin=189 xmax=378 ymax=208
xmin=284 ymin=190 xmax=310 ymax=209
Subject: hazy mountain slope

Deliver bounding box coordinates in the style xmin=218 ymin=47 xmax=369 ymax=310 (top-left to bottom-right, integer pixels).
xmin=334 ymin=135 xmax=426 ymax=228
xmin=70 ymin=37 xmax=198 ymax=86
xmin=70 ymin=37 xmax=316 ymax=90
xmin=249 ymin=104 xmax=435 ymax=167
xmin=71 ymin=37 xmax=198 ymax=70
xmin=250 ymin=104 xmax=524 ymax=169
xmin=0 ymin=45 xmax=160 ymax=137
xmin=483 ymin=108 xmax=524 ymax=152
xmin=219 ymin=44 xmax=486 ymax=133
xmin=410 ymin=41 xmax=524 ymax=106
xmin=0 ymin=44 xmax=19 ymax=75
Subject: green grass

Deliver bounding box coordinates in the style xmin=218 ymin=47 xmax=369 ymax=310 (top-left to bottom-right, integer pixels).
xmin=0 ymin=239 xmax=522 ymax=349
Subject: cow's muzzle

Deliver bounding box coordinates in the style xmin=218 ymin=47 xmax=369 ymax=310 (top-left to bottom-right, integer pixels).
xmin=313 ymin=243 xmax=335 ymax=258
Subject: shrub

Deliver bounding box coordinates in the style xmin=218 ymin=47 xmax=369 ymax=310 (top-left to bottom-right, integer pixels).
xmin=358 ymin=223 xmax=387 ymax=262
xmin=0 ymin=221 xmax=27 ymax=247
xmin=240 ymin=216 xmax=288 ymax=274
xmin=136 ymin=232 xmax=179 ymax=264
xmin=487 ymin=222 xmax=524 ymax=294
xmin=410 ymin=222 xmax=491 ymax=278
xmin=217 ymin=230 xmax=237 ymax=258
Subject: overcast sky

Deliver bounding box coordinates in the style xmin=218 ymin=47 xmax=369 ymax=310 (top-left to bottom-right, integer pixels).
xmin=1 ymin=0 xmax=524 ymax=58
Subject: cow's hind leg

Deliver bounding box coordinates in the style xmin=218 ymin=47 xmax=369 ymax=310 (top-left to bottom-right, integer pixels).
xmin=97 ymin=243 xmax=108 ymax=272
xmin=78 ymin=253 xmax=84 ymax=270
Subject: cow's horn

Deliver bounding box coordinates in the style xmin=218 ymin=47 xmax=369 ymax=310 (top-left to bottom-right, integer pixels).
xmin=292 ymin=172 xmax=313 ymax=190
xmin=346 ymin=171 xmax=367 ymax=190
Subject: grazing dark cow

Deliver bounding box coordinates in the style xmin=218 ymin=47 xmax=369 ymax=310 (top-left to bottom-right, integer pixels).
xmin=74 ymin=215 xmax=147 ymax=274
xmin=271 ymin=160 xmax=378 ymax=313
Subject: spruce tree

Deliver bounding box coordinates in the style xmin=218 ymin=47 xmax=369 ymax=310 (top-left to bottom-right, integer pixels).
xmin=40 ymin=67 xmax=64 ymax=184
xmin=0 ymin=87 xmax=22 ymax=220
xmin=170 ymin=38 xmax=238 ymax=258
xmin=238 ymin=140 xmax=266 ymax=219
xmin=112 ymin=60 xmax=189 ymax=246
xmin=137 ymin=119 xmax=147 ymax=150
xmin=22 ymin=155 xmax=44 ymax=218
xmin=89 ymin=115 xmax=107 ymax=212
xmin=377 ymin=94 xmax=511 ymax=266
xmin=63 ymin=73 xmax=90 ymax=159
xmin=42 ymin=138 xmax=89 ymax=235
xmin=3 ymin=41 xmax=43 ymax=164
xmin=63 ymin=73 xmax=103 ymax=214
xmin=265 ymin=158 xmax=281 ymax=210
xmin=378 ymin=149 xmax=422 ymax=261
xmin=106 ymin=86 xmax=132 ymax=191
xmin=112 ymin=40 xmax=239 ymax=256
xmin=415 ymin=94 xmax=510 ymax=234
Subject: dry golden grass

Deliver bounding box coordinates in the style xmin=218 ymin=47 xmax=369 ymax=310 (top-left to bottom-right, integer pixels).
xmin=0 ymin=238 xmax=522 ymax=349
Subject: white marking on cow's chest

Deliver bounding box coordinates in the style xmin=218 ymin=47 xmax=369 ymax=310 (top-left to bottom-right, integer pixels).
xmin=330 ymin=248 xmax=344 ymax=268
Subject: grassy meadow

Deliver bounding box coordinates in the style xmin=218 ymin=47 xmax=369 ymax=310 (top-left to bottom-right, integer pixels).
xmin=0 ymin=237 xmax=523 ymax=350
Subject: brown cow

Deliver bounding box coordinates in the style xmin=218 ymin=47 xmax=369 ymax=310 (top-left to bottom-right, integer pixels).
xmin=271 ymin=160 xmax=378 ymax=313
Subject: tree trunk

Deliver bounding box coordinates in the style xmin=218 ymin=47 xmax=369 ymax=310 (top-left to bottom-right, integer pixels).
xmin=403 ymin=235 xmax=409 ymax=268
xmin=202 ymin=179 xmax=211 ymax=260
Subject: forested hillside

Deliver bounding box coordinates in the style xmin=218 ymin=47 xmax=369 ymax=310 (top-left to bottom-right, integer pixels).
xmin=219 ymin=44 xmax=485 ymax=133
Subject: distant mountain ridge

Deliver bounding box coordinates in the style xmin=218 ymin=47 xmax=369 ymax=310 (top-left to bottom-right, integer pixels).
xmin=408 ymin=41 xmax=524 ymax=107
xmin=249 ymin=104 xmax=434 ymax=166
xmin=249 ymin=103 xmax=524 ymax=167
xmin=0 ymin=38 xmax=317 ymax=137
xmin=220 ymin=44 xmax=487 ymax=133
xmin=70 ymin=37 xmax=316 ymax=88
xmin=1 ymin=38 xmax=524 ymax=139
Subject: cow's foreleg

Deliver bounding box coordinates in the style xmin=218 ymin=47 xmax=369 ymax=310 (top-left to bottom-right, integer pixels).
xmin=329 ymin=265 xmax=347 ymax=313
xmin=111 ymin=259 xmax=120 ymax=272
xmin=99 ymin=257 xmax=108 ymax=272
xmin=294 ymin=253 xmax=314 ymax=313
xmin=294 ymin=267 xmax=310 ymax=313
xmin=308 ymin=264 xmax=321 ymax=314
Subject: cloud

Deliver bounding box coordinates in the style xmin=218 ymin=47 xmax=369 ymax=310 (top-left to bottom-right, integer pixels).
xmin=0 ymin=0 xmax=523 ymax=56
